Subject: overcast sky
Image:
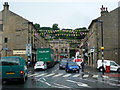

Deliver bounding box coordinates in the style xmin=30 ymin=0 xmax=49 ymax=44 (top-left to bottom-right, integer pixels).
xmin=0 ymin=0 xmax=120 ymax=29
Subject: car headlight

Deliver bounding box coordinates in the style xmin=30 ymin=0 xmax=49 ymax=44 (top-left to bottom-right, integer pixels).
xmin=69 ymin=67 xmax=72 ymax=69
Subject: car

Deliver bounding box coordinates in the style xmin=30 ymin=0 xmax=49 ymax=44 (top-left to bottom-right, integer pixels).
xmin=61 ymin=58 xmax=73 ymax=62
xmin=34 ymin=61 xmax=47 ymax=70
xmin=65 ymin=62 xmax=80 ymax=73
xmin=73 ymin=58 xmax=84 ymax=68
xmin=59 ymin=61 xmax=67 ymax=69
xmin=0 ymin=56 xmax=28 ymax=83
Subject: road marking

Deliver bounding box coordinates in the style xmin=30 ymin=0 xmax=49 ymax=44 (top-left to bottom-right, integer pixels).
xmin=53 ymin=83 xmax=71 ymax=88
xmin=62 ymin=74 xmax=71 ymax=77
xmin=72 ymin=74 xmax=81 ymax=77
xmin=53 ymin=73 xmax=64 ymax=77
xmin=28 ymin=73 xmax=40 ymax=77
xmin=83 ymin=74 xmax=89 ymax=78
xmin=39 ymin=80 xmax=51 ymax=86
xmin=92 ymin=75 xmax=99 ymax=78
xmin=35 ymin=73 xmax=46 ymax=77
xmin=42 ymin=78 xmax=46 ymax=81
xmin=66 ymin=79 xmax=90 ymax=87
xmin=52 ymin=85 xmax=63 ymax=88
xmin=45 ymin=82 xmax=52 ymax=86
xmin=102 ymin=76 xmax=109 ymax=78
xmin=44 ymin=73 xmax=55 ymax=77
xmin=107 ymin=82 xmax=120 ymax=86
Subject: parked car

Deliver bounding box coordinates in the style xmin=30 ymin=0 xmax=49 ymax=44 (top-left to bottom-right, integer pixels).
xmin=34 ymin=61 xmax=47 ymax=70
xmin=59 ymin=61 xmax=67 ymax=69
xmin=0 ymin=56 xmax=28 ymax=83
xmin=97 ymin=60 xmax=120 ymax=72
xmin=65 ymin=62 xmax=80 ymax=73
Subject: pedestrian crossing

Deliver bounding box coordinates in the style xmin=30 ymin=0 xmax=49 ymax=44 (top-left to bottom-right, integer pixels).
xmin=28 ymin=73 xmax=101 ymax=79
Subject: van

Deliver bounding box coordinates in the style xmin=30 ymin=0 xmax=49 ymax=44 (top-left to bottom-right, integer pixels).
xmin=97 ymin=60 xmax=120 ymax=72
xmin=0 ymin=56 xmax=28 ymax=83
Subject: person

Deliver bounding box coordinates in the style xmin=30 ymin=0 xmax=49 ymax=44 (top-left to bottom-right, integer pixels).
xmin=81 ymin=62 xmax=85 ymax=72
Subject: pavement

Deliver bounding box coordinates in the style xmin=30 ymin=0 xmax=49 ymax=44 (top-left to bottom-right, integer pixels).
xmin=85 ymin=65 xmax=120 ymax=79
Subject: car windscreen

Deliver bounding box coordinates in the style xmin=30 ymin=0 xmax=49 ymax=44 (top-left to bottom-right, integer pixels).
xmin=0 ymin=57 xmax=20 ymax=66
xmin=68 ymin=62 xmax=77 ymax=66
xmin=60 ymin=62 xmax=67 ymax=65
xmin=36 ymin=62 xmax=44 ymax=65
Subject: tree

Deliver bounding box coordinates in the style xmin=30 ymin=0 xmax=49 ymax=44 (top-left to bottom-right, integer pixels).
xmin=34 ymin=23 xmax=40 ymax=30
xmin=52 ymin=23 xmax=59 ymax=30
xmin=40 ymin=27 xmax=52 ymax=30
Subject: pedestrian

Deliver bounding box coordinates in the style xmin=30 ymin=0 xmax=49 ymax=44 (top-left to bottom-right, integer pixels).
xmin=81 ymin=62 xmax=84 ymax=72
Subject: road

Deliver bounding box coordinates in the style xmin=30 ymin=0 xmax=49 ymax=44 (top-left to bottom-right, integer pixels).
xmin=2 ymin=63 xmax=120 ymax=89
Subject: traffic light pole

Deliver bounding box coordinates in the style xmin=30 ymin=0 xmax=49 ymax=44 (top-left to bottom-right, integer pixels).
xmin=100 ymin=21 xmax=104 ymax=75
xmin=96 ymin=19 xmax=104 ymax=75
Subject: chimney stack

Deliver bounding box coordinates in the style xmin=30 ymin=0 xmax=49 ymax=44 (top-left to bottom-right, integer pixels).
xmin=4 ymin=2 xmax=9 ymax=10
xmin=100 ymin=5 xmax=108 ymax=16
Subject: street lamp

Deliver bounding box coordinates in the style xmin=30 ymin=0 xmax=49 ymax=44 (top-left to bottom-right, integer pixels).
xmin=96 ymin=19 xmax=104 ymax=75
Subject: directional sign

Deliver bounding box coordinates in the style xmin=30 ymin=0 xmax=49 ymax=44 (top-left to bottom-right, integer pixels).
xmin=26 ymin=44 xmax=32 ymax=56
xmin=3 ymin=48 xmax=9 ymax=50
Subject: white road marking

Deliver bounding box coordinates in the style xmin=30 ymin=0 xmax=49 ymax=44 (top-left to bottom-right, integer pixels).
xmin=28 ymin=73 xmax=40 ymax=77
xmin=102 ymin=76 xmax=109 ymax=78
xmin=42 ymin=78 xmax=46 ymax=81
xmin=83 ymin=74 xmax=89 ymax=78
xmin=39 ymin=80 xmax=51 ymax=86
xmin=53 ymin=73 xmax=64 ymax=77
xmin=66 ymin=79 xmax=90 ymax=87
xmin=72 ymin=74 xmax=80 ymax=77
xmin=45 ymin=82 xmax=52 ymax=86
xmin=44 ymin=73 xmax=55 ymax=77
xmin=53 ymin=83 xmax=71 ymax=88
xmin=62 ymin=74 xmax=71 ymax=77
xmin=107 ymin=82 xmax=120 ymax=86
xmin=52 ymin=85 xmax=63 ymax=88
xmin=92 ymin=75 xmax=99 ymax=78
xmin=35 ymin=73 xmax=46 ymax=77
xmin=109 ymin=78 xmax=120 ymax=82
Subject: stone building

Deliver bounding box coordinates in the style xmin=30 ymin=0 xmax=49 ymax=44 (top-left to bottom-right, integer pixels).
xmin=80 ymin=5 xmax=120 ymax=67
xmin=0 ymin=2 xmax=49 ymax=61
xmin=49 ymin=39 xmax=70 ymax=60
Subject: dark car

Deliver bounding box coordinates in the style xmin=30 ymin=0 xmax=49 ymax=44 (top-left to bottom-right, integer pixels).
xmin=65 ymin=62 xmax=80 ymax=73
xmin=59 ymin=61 xmax=67 ymax=69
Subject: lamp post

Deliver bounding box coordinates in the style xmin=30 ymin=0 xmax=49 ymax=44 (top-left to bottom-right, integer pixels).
xmin=96 ymin=19 xmax=104 ymax=75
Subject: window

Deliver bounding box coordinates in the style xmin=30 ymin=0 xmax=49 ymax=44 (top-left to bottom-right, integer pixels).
xmin=1 ymin=57 xmax=20 ymax=66
xmin=4 ymin=37 xmax=8 ymax=43
xmin=56 ymin=49 xmax=58 ymax=52
xmin=61 ymin=49 xmax=63 ymax=52
xmin=110 ymin=62 xmax=118 ymax=66
xmin=65 ymin=49 xmax=67 ymax=52
xmin=0 ymin=24 xmax=3 ymax=31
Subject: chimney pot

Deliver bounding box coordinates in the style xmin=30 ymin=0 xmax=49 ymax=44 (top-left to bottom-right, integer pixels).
xmin=100 ymin=5 xmax=108 ymax=16
xmin=4 ymin=2 xmax=9 ymax=10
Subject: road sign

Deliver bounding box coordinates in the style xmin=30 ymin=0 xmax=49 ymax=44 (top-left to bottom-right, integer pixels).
xmin=90 ymin=48 xmax=94 ymax=52
xmin=26 ymin=44 xmax=32 ymax=56
xmin=3 ymin=48 xmax=9 ymax=50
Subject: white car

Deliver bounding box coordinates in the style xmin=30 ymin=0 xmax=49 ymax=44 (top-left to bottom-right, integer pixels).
xmin=34 ymin=61 xmax=47 ymax=70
